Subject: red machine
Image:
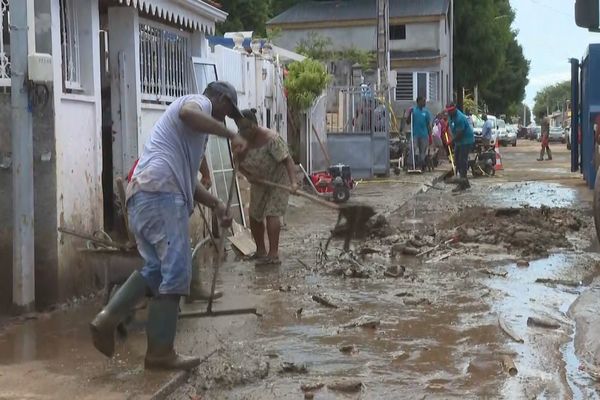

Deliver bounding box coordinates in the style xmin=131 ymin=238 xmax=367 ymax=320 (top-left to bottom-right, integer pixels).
xmin=307 ymin=164 xmax=355 ymax=203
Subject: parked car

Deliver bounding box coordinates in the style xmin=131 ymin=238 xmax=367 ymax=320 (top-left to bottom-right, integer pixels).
xmin=549 ymin=126 xmax=565 ymax=143
xmin=527 ymin=125 xmax=540 ymax=140
xmin=518 ymin=126 xmax=528 ymax=138
xmin=496 ymin=119 xmax=508 ymax=146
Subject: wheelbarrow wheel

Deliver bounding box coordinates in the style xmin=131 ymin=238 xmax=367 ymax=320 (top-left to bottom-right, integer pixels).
xmin=333 ymin=185 xmax=350 ymax=203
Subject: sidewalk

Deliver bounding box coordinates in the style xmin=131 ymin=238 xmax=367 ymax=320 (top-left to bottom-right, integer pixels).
xmin=0 ymin=168 xmax=449 ymax=400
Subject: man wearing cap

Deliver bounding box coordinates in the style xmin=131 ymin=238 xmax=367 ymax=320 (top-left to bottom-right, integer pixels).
xmin=446 ymin=103 xmax=474 ymax=192
xmin=90 ymin=81 xmax=248 ymax=371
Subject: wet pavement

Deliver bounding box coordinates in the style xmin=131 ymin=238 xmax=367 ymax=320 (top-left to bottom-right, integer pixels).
xmin=2 ymin=141 xmax=600 ymax=399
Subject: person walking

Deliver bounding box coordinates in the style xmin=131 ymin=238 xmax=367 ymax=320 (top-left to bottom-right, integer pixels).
xmin=407 ymin=96 xmax=432 ymax=171
xmin=236 ymin=108 xmax=297 ymax=267
xmin=90 ymin=81 xmax=248 ymax=371
xmin=537 ymin=116 xmax=552 ymax=161
xmin=446 ymin=103 xmax=475 ymax=192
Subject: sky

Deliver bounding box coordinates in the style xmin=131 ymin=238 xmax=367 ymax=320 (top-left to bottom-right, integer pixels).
xmin=510 ymin=0 xmax=600 ymax=108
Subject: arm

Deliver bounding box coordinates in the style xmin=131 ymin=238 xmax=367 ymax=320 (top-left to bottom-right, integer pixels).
xmin=180 ymin=102 xmax=235 ymax=139
xmin=179 ymin=101 xmax=247 ymax=154
xmin=194 ymin=179 xmax=232 ymax=227
xmin=199 ymin=157 xmax=211 ymax=189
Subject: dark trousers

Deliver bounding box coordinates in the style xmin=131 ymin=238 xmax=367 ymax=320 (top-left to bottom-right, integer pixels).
xmin=454 ymin=144 xmax=471 ymax=180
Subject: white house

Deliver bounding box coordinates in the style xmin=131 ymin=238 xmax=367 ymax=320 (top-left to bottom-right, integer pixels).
xmin=0 ymin=0 xmax=228 ymax=311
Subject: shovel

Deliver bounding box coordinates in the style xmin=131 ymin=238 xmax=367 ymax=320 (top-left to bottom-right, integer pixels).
xmin=254 ymin=178 xmax=376 ymax=251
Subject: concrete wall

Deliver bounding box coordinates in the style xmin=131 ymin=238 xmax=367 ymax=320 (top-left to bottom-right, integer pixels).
xmin=390 ymin=22 xmax=439 ymax=51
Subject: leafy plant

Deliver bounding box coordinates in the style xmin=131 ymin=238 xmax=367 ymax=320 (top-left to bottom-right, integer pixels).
xmin=284 ymin=58 xmax=331 ymax=109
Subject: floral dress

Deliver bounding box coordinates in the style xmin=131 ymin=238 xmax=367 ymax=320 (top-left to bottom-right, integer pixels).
xmin=241 ymin=136 xmax=290 ymax=221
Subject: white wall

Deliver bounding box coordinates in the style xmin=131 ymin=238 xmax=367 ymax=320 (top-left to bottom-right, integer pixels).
xmin=390 ymin=22 xmax=439 ymax=52
xmin=51 ymin=0 xmax=103 ymax=297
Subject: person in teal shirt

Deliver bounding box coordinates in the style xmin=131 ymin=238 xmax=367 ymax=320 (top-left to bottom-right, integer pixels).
xmin=407 ymin=96 xmax=432 ymax=171
xmin=446 ymin=103 xmax=474 ymax=192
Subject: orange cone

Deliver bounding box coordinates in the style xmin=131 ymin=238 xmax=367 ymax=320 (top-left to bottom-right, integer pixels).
xmin=494 ymin=139 xmax=503 ymax=171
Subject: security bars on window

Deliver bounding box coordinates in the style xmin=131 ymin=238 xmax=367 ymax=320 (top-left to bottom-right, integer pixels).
xmin=139 ymin=21 xmax=192 ymax=103
xmin=60 ymin=0 xmax=82 ymax=91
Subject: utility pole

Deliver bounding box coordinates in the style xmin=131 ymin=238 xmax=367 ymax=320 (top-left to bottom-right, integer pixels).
xmin=10 ymin=0 xmax=35 ymax=312
xmin=523 ymin=104 xmax=526 ymax=126
xmin=376 ymin=0 xmax=390 ymax=101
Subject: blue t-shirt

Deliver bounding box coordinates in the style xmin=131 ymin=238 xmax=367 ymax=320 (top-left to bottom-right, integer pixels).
xmin=411 ymin=106 xmax=431 ymax=138
xmin=450 ymin=110 xmax=474 ymax=145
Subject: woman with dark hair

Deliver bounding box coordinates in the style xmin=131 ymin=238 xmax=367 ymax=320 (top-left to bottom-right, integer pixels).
xmin=236 ymin=108 xmax=297 ymax=266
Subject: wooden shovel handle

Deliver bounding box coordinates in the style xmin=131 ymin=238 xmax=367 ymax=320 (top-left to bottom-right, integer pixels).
xmin=254 ymin=178 xmax=340 ymax=210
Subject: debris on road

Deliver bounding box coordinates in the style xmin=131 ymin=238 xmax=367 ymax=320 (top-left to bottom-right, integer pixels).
xmin=535 ymin=278 xmax=582 ymax=287
xmin=311 ymin=294 xmax=338 ymax=309
xmin=279 ymin=361 xmax=308 ymax=374
xmin=527 ymin=316 xmax=561 ymax=329
xmin=384 ymin=265 xmax=405 ymax=278
xmin=341 ymin=316 xmax=380 ymax=329
xmin=498 ymin=315 xmax=524 ymax=343
xmin=502 ymin=355 xmax=518 ymax=376
xmin=404 ymin=298 xmax=432 ymax=306
xmin=483 ymin=269 xmax=508 ymax=278
xmin=300 ymin=382 xmax=325 ymax=392
xmin=327 ymin=379 xmax=363 ymax=393
xmin=339 ymin=344 xmax=358 ymax=354
xmin=516 ymin=259 xmax=530 ymax=267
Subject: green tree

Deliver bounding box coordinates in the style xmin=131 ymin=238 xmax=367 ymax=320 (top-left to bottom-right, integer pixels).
xmin=216 ymin=0 xmax=273 ymax=36
xmin=295 ymin=32 xmax=375 ymax=69
xmin=479 ymin=32 xmax=530 ymax=114
xmin=533 ymin=81 xmax=571 ymax=120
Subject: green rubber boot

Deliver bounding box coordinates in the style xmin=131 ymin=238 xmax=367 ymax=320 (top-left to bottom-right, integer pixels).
xmin=90 ymin=271 xmax=148 ymax=357
xmin=144 ymin=295 xmax=200 ymax=371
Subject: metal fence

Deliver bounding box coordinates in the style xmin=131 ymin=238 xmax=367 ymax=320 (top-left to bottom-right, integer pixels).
xmin=326 ymin=86 xmax=390 ymax=134
xmin=0 ymin=0 xmax=9 ymax=87
xmin=139 ymin=20 xmax=192 ymax=103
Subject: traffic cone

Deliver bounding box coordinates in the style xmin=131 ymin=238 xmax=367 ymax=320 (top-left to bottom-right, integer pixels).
xmin=494 ymin=139 xmax=503 ymax=171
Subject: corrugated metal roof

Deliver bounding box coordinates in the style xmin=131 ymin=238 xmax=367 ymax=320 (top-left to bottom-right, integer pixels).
xmin=268 ymin=0 xmax=449 ymax=25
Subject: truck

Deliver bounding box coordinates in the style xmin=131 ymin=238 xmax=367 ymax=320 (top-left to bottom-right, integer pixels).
xmin=571 ymin=0 xmax=600 ymax=240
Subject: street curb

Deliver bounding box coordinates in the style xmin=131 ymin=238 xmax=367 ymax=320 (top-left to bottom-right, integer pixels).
xmin=149 ymin=371 xmax=189 ymax=400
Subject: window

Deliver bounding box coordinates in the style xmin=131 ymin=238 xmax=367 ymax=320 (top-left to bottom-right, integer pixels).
xmin=60 ymin=0 xmax=81 ymax=91
xmin=139 ymin=21 xmax=192 ymax=103
xmin=0 ymin=0 xmax=10 ymax=87
xmin=395 ymin=71 xmax=440 ymax=102
xmin=390 ymin=24 xmax=406 ymax=40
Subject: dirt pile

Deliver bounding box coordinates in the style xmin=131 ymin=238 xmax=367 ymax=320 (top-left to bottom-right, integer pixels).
xmin=439 ymin=206 xmax=585 ymax=257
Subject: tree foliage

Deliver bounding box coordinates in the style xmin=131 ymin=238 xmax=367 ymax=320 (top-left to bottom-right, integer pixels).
xmin=454 ymin=0 xmax=529 ymax=114
xmin=532 ymin=81 xmax=571 ymax=120
xmin=216 ymin=0 xmax=308 ymax=36
xmin=284 ymin=58 xmax=331 ymax=109
xmin=295 ymin=32 xmax=375 ymax=69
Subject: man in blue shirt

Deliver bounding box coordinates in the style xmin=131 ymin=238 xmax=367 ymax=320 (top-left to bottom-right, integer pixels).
xmin=446 ymin=103 xmax=474 ymax=192
xmin=481 ymin=114 xmax=493 ymax=147
xmin=408 ymin=96 xmax=432 ymax=171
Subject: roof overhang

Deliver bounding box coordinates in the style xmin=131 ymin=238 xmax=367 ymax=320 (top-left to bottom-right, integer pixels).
xmin=116 ymin=0 xmax=227 ymax=33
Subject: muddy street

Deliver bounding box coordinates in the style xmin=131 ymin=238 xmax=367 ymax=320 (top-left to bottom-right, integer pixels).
xmin=2 ymin=142 xmax=600 ymax=400
xmin=164 ymin=142 xmax=600 ymax=399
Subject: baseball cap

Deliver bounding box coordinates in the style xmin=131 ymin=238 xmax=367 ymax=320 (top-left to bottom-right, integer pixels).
xmin=445 ymin=102 xmax=457 ymax=113
xmin=206 ymin=81 xmax=244 ymax=120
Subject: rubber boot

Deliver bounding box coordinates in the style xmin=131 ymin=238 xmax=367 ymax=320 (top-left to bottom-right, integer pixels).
xmin=144 ymin=295 xmax=200 ymax=371
xmin=537 ymin=148 xmax=544 ymax=161
xmin=188 ymin=263 xmax=223 ymax=302
xmin=547 ymin=147 xmax=552 ymax=160
xmin=90 ymin=271 xmax=148 ymax=357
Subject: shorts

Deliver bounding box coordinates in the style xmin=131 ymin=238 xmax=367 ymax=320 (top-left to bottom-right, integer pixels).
xmin=127 ymin=191 xmax=191 ymax=295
